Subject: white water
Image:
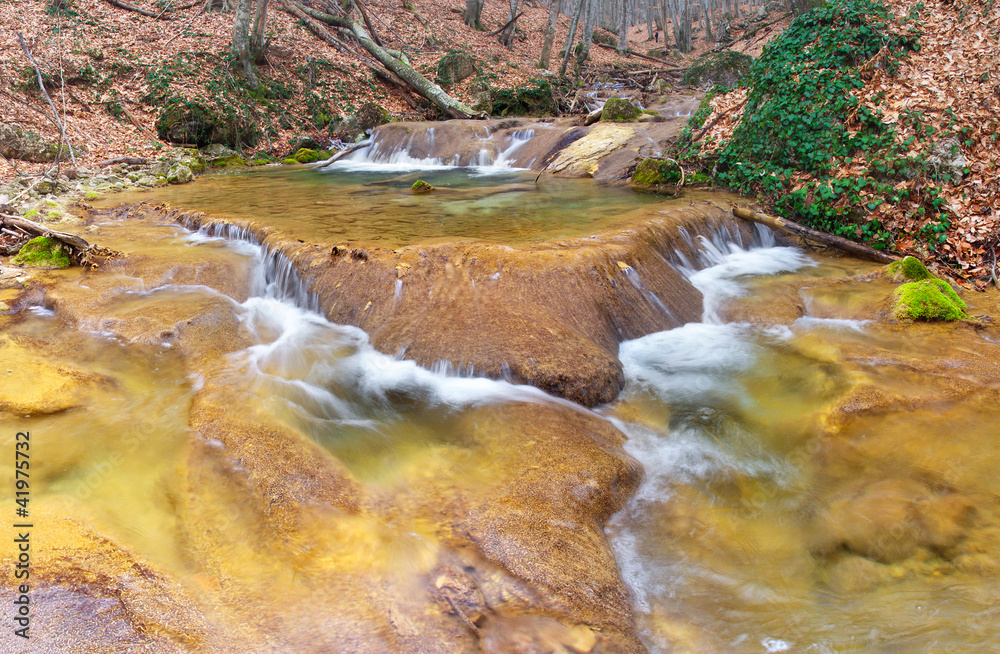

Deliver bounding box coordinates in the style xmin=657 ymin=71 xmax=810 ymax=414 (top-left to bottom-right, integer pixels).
xmin=607 ymin=229 xmax=827 ymax=653
xmin=323 ymin=128 xmax=534 ymax=175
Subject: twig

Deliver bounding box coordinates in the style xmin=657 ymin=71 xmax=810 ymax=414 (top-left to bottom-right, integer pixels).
xmin=17 ymin=33 xmax=76 ymax=167
xmin=96 ymin=156 xmax=149 ymax=166
xmin=103 ymin=0 xmax=173 ymax=19
xmin=487 ymin=11 xmax=524 ymax=37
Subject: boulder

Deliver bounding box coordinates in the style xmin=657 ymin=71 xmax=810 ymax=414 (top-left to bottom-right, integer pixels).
xmin=12 ymin=236 xmax=71 ymax=269
xmin=355 ymin=103 xmax=390 ymax=131
xmin=166 ymin=163 xmax=194 ymax=184
xmin=437 ymin=50 xmax=476 ymax=86
xmin=156 ymin=101 xmax=259 ymax=148
xmin=600 ymin=98 xmax=642 ymax=121
xmin=892 ymin=278 xmax=967 ymax=321
xmin=0 ymin=122 xmax=70 ymax=163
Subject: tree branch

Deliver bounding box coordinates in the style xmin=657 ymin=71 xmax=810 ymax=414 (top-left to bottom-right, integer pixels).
xmin=17 ymin=33 xmax=76 ymax=167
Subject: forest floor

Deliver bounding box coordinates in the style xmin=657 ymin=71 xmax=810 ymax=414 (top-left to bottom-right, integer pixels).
xmin=0 ymin=0 xmax=788 ymax=183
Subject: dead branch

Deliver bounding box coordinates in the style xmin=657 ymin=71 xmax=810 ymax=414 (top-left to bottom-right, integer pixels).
xmin=97 ymin=156 xmax=149 ymax=166
xmin=17 ymin=33 xmax=76 ymax=167
xmin=1 ymin=213 xmax=90 ymax=251
xmin=732 ymin=206 xmax=897 ymax=264
xmin=487 ymin=11 xmax=524 ymax=37
xmin=593 ymin=42 xmax=674 ymax=66
xmin=311 ymin=139 xmax=372 ymax=167
xmin=103 ymin=0 xmax=174 ymax=19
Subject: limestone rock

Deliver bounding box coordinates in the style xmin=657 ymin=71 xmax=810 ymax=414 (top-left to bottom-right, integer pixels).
xmin=355 ymin=103 xmax=390 ymax=131
xmin=437 ymin=50 xmax=476 ymax=86
xmin=167 ymin=163 xmax=194 ymax=184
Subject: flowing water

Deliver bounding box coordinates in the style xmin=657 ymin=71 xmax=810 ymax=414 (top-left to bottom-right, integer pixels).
xmin=8 ymin=133 xmax=1000 ymax=651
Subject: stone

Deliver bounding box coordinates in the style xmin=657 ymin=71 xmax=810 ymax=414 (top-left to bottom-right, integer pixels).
xmin=200 ymin=143 xmax=237 ymax=159
xmin=437 ymin=50 xmax=476 ymax=86
xmin=167 ymin=164 xmax=194 ymax=184
xmin=600 ymin=98 xmax=642 ymax=121
xmin=411 ymin=180 xmax=435 ymax=194
xmin=208 ymin=154 xmax=247 ymax=168
xmin=884 ymin=255 xmax=932 ymax=282
xmin=681 ymin=51 xmax=754 ymax=87
xmin=292 ymin=148 xmax=323 ymax=164
xmin=156 ymin=101 xmax=259 ymax=149
xmin=892 ymin=278 xmax=967 ymax=321
xmin=12 ymin=236 xmax=71 ymax=269
xmin=631 ymin=157 xmax=682 ymax=188
xmin=0 ymin=122 xmax=71 ymax=163
xmin=355 ymin=102 xmax=390 ymax=131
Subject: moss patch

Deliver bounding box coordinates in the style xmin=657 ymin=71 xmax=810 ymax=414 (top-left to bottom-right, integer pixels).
xmin=411 ymin=180 xmax=435 ymax=194
xmin=631 ymin=158 xmax=681 ymax=187
xmin=601 ymin=98 xmax=642 ymax=121
xmin=12 ymin=236 xmax=71 ymax=269
xmin=209 ymin=155 xmax=247 ymax=168
xmin=292 ymin=148 xmax=323 ymax=163
xmin=884 ymin=255 xmax=932 ymax=282
xmin=892 ymin=278 xmax=966 ymax=321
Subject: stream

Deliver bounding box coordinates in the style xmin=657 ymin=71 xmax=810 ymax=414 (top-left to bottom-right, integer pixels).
xmin=4 ymin=124 xmax=1000 ymax=653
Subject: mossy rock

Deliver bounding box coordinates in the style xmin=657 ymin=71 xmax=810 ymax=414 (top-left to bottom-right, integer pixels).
xmin=411 ymin=180 xmax=435 ymax=194
xmin=247 ymin=155 xmax=272 ymax=166
xmin=0 ymin=122 xmax=71 ymax=163
xmin=436 ymin=50 xmax=476 ymax=86
xmin=156 ymin=101 xmax=260 ymax=149
xmin=12 ymin=236 xmax=71 ymax=269
xmin=355 ymin=103 xmax=390 ymax=131
xmin=631 ymin=158 xmax=682 ymax=188
xmin=84 ymin=192 xmax=101 ymax=201
xmin=681 ymin=51 xmax=754 ymax=87
xmin=490 ymin=78 xmax=555 ymax=117
xmin=601 ymin=98 xmax=642 ymax=121
xmin=208 ymin=155 xmax=247 ymax=168
xmin=281 ymin=158 xmax=299 ymax=165
xmin=884 ymin=256 xmax=932 ymax=283
xmin=292 ymin=148 xmax=323 ymax=164
xmin=892 ymin=279 xmax=967 ymax=322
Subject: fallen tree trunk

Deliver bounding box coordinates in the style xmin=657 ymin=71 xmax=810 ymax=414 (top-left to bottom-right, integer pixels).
xmin=1 ymin=213 xmax=90 ymax=251
xmin=104 ymin=0 xmax=173 ymax=19
xmin=281 ymin=0 xmax=482 ymax=119
xmin=732 ymin=206 xmax=898 ymax=264
xmin=311 ymin=139 xmax=371 ymax=167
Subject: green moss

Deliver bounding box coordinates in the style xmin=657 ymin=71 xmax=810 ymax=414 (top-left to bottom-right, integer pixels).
xmin=631 ymin=158 xmax=681 ymax=187
xmin=601 ymin=98 xmax=642 ymax=121
xmin=282 ymin=158 xmax=299 ymax=165
xmin=411 ymin=180 xmax=435 ymax=194
xmin=292 ymin=148 xmax=323 ymax=163
xmin=12 ymin=236 xmax=71 ymax=269
xmin=884 ymin=255 xmax=932 ymax=282
xmin=490 ymin=78 xmax=555 ymax=117
xmin=22 ymin=209 xmax=40 ymax=219
xmin=84 ymin=192 xmax=101 ymax=201
xmin=892 ymin=278 xmax=966 ymax=321
xmin=209 ymin=155 xmax=247 ymax=168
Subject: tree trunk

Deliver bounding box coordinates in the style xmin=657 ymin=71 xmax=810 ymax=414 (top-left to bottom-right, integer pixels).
xmin=616 ymin=0 xmax=628 ymax=52
xmin=283 ymin=1 xmax=481 ymax=118
xmin=464 ymin=0 xmax=484 ymax=29
xmin=538 ymin=0 xmax=563 ymax=69
xmin=575 ymin=0 xmax=597 ymax=66
xmin=251 ymin=0 xmax=270 ymax=63
xmin=500 ymin=0 xmax=521 ymax=47
xmin=558 ymin=0 xmax=584 ymax=77
xmin=232 ymin=0 xmax=259 ymax=87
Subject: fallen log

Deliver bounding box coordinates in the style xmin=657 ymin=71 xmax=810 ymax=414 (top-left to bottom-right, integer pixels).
xmin=104 ymin=0 xmax=173 ymax=18
xmin=311 ymin=140 xmax=371 ymax=167
xmin=732 ymin=206 xmax=898 ymax=264
xmin=1 ymin=213 xmax=90 ymax=251
xmin=281 ymin=0 xmax=482 ymax=119
xmin=97 ymin=156 xmax=149 ymax=167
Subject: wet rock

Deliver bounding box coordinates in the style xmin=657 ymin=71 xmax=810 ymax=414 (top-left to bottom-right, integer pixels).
xmin=892 ymin=278 xmax=967 ymax=321
xmin=547 ymin=123 xmax=636 ymax=176
xmin=0 ymin=340 xmax=113 ymax=415
xmin=292 ymin=147 xmax=323 ymax=163
xmin=411 ymin=180 xmax=435 ymax=194
xmin=884 ymin=255 xmax=933 ymax=282
xmin=12 ymin=236 xmax=71 ymax=269
xmin=631 ymin=157 xmax=681 ymax=189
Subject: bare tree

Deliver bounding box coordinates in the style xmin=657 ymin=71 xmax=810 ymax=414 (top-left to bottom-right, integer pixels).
xmin=538 ymin=0 xmax=563 ymax=69
xmin=232 ymin=0 xmax=259 ymax=86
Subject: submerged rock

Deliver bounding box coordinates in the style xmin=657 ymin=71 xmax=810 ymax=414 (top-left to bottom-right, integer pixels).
xmin=411 ymin=180 xmax=435 ymax=193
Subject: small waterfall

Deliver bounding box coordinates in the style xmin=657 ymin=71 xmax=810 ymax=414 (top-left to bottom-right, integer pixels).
xmin=324 ymin=124 xmax=534 ymax=173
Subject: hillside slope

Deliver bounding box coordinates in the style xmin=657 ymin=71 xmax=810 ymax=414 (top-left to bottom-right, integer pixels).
xmin=689 ymin=0 xmax=999 ymax=284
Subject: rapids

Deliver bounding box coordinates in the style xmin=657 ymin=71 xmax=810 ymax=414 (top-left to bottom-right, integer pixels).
xmin=5 ymin=123 xmax=1000 ymax=652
